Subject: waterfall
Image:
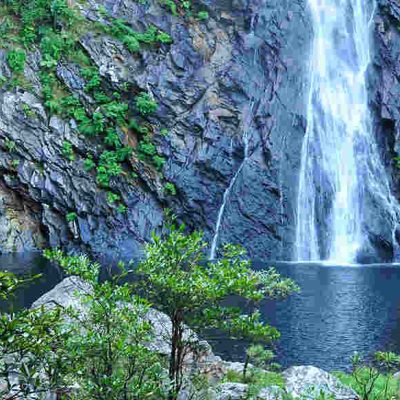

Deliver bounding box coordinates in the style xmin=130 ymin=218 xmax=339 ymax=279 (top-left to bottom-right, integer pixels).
xmin=209 ymin=98 xmax=255 ymax=260
xmin=296 ymin=0 xmax=400 ymax=263
xmin=209 ymin=108 xmax=251 ymax=260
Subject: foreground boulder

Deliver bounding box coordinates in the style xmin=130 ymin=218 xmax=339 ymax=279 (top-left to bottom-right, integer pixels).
xmin=32 ymin=277 xmax=225 ymax=376
xmin=283 ymin=366 xmax=358 ymax=399
xmin=32 ymin=275 xmax=91 ymax=313
xmin=215 ymin=383 xmax=285 ymax=400
xmin=215 ymin=383 xmax=248 ymax=400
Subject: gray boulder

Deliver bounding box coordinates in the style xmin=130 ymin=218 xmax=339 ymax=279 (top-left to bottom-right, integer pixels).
xmin=283 ymin=366 xmax=358 ymax=399
xmin=32 ymin=276 xmax=91 ymax=313
xmin=257 ymin=386 xmax=286 ymax=400
xmin=215 ymin=383 xmax=285 ymax=400
xmin=216 ymin=382 xmax=248 ymax=400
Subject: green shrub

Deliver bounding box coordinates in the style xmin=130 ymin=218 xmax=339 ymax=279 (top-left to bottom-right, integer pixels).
xmin=334 ymin=352 xmax=400 ymax=400
xmin=153 ymin=154 xmax=165 ymax=171
xmin=104 ymin=129 xmax=121 ymax=148
xmin=115 ymin=146 xmax=132 ymax=162
xmin=93 ymin=91 xmax=112 ymax=104
xmin=161 ymin=0 xmax=178 ymax=15
xmin=66 ymin=211 xmax=77 ymax=222
xmin=11 ymin=159 xmax=20 ymax=169
xmin=160 ymin=128 xmax=169 ymax=136
xmin=21 ymin=103 xmax=35 ymax=118
xmin=156 ymin=31 xmax=173 ymax=44
xmin=197 ymin=11 xmax=209 ymax=20
xmin=96 ymin=151 xmax=123 ymax=187
xmin=7 ymin=49 xmax=26 ymax=72
xmin=106 ymin=191 xmax=120 ymax=204
xmin=122 ymin=35 xmax=140 ymax=52
xmin=164 ymin=182 xmax=176 ymax=196
xmin=135 ymin=92 xmax=157 ymax=115
xmin=61 ymin=141 xmax=75 ymax=161
xmin=4 ymin=139 xmax=16 ymax=152
xmin=102 ymin=101 xmax=128 ymax=123
xmin=78 ymin=112 xmax=105 ymax=136
xmin=138 ymin=139 xmax=157 ymax=158
xmin=83 ymin=155 xmax=96 ymax=171
xmin=116 ymin=203 xmax=127 ymax=213
xmin=82 ymin=67 xmax=101 ymax=91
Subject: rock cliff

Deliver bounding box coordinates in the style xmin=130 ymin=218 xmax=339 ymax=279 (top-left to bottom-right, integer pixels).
xmin=0 ymin=0 xmax=399 ymax=261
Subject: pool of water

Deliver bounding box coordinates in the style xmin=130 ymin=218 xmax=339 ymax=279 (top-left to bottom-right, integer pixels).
xmin=2 ymin=255 xmax=400 ymax=371
xmin=209 ymin=261 xmax=400 ymax=371
xmin=0 ymin=253 xmax=62 ymax=311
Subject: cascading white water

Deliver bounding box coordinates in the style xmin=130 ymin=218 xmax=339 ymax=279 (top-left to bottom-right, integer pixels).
xmin=209 ymin=105 xmax=252 ymax=260
xmin=296 ymin=0 xmax=399 ymax=263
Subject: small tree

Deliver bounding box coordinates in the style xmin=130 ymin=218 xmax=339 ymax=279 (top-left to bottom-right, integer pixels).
xmin=342 ymin=351 xmax=400 ymax=400
xmin=137 ymin=222 xmax=299 ymax=400
xmin=44 ymin=250 xmax=167 ymax=400
xmin=0 ymin=271 xmax=70 ymax=400
xmin=0 ymin=271 xmax=22 ymax=299
xmin=374 ymin=351 xmax=400 ymax=399
xmin=244 ymin=344 xmax=277 ymax=380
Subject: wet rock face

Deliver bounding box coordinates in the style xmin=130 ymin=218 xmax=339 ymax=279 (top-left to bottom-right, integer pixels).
xmin=370 ymin=0 xmax=400 ymax=261
xmin=155 ymin=0 xmax=311 ymax=260
xmin=0 ymin=0 xmax=311 ymax=260
xmin=0 ymin=90 xmax=163 ymax=260
xmin=0 ymin=182 xmax=45 ymax=253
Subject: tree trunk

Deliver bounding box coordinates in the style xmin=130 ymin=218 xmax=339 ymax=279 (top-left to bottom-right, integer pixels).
xmin=169 ymin=311 xmax=184 ymax=400
xmin=243 ymin=353 xmax=249 ymax=382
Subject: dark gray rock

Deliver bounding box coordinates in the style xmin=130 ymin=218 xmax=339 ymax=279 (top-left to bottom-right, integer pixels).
xmin=0 ymin=88 xmax=163 ymax=260
xmin=368 ymin=0 xmax=400 ymax=261
xmin=80 ymin=0 xmax=312 ymax=260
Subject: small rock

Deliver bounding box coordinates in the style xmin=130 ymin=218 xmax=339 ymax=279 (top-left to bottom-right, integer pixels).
xmin=258 ymin=386 xmax=286 ymax=399
xmin=216 ymin=382 xmax=248 ymax=400
xmin=223 ymin=361 xmax=247 ymax=375
xmin=283 ymin=366 xmax=357 ymax=399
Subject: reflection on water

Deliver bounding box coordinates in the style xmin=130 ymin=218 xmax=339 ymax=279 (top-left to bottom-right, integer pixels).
xmin=210 ymin=262 xmax=400 ymax=371
xmin=2 ymin=256 xmax=400 ymax=371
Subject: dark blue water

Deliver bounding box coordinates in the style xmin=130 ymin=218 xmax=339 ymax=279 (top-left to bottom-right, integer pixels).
xmin=209 ymin=262 xmax=400 ymax=371
xmin=2 ymin=256 xmax=400 ymax=371
xmin=0 ymin=253 xmax=62 ymax=311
